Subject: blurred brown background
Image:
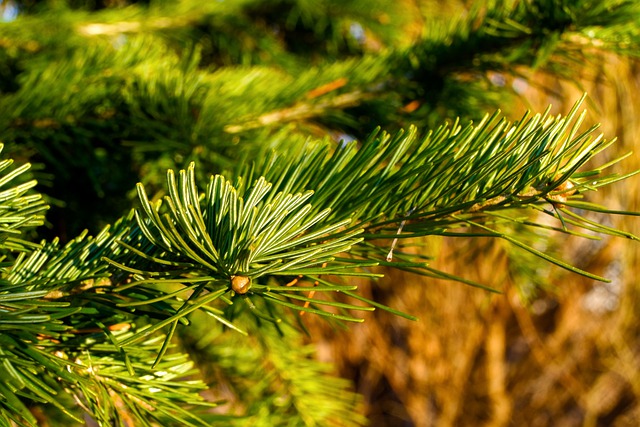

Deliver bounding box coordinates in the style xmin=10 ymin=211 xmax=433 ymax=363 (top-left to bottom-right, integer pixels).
xmin=309 ymin=58 xmax=640 ymax=426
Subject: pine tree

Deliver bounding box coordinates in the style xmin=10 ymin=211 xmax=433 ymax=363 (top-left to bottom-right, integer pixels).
xmin=1 ymin=0 xmax=639 ymax=425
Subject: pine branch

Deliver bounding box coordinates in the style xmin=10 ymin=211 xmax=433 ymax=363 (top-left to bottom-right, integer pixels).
xmin=244 ymin=96 xmax=631 ymax=237
xmin=0 ymin=164 xmax=218 ymax=425
xmin=96 ymin=97 xmax=638 ymax=357
xmin=224 ymin=90 xmax=370 ymax=134
xmin=0 ymin=144 xmax=48 ymax=252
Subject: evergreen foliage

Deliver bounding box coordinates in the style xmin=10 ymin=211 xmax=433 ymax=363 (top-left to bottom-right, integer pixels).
xmin=0 ymin=0 xmax=639 ymax=425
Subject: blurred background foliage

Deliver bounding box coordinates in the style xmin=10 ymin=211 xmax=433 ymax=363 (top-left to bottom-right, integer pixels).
xmin=1 ymin=0 xmax=640 ymax=425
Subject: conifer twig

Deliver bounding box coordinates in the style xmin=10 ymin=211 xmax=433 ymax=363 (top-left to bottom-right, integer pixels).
xmin=224 ymin=91 xmax=371 ymax=133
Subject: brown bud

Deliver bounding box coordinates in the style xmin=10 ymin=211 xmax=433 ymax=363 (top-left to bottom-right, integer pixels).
xmin=231 ymin=275 xmax=251 ymax=294
xmin=548 ymin=179 xmax=576 ymax=208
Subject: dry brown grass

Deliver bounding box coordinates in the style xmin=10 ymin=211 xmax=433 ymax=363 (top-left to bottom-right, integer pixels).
xmin=308 ymin=58 xmax=640 ymax=426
